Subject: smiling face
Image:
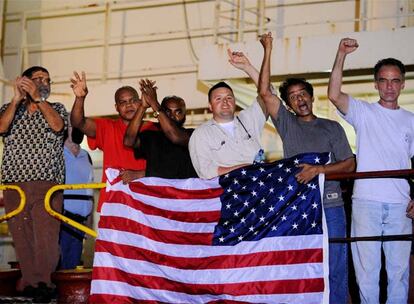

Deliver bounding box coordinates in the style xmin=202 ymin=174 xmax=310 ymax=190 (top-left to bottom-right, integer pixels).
xmin=208 ymin=87 xmax=236 ymax=123
xmin=375 ymin=65 xmax=405 ymax=108
xmin=115 ymin=89 xmax=141 ymax=122
xmin=286 ymin=84 xmax=315 ymax=121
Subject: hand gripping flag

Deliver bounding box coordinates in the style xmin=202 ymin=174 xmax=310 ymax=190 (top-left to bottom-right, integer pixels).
xmin=90 ymin=152 xmax=330 ymax=303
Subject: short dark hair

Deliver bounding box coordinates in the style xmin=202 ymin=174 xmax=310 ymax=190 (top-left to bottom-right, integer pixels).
xmin=22 ymin=66 xmax=49 ymax=78
xmin=208 ymin=81 xmax=233 ymax=102
xmin=279 ymin=78 xmax=314 ymax=105
xmin=114 ymin=86 xmax=139 ymax=103
xmin=161 ymin=95 xmax=185 ymax=110
xmin=374 ymin=58 xmax=405 ymax=80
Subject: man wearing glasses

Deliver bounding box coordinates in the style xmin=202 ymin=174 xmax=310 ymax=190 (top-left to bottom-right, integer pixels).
xmin=0 ymin=66 xmax=67 ymax=301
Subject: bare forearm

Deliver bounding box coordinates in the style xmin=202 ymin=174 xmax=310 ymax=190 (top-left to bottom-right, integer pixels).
xmin=158 ymin=113 xmax=190 ymax=146
xmin=258 ymin=46 xmax=280 ymax=118
xmin=38 ymin=102 xmax=65 ymax=132
xmin=328 ymin=52 xmax=349 ymax=113
xmin=124 ymin=105 xmax=146 ymax=147
xmin=242 ymin=64 xmax=260 ymax=88
xmin=71 ymin=96 xmax=93 ymax=135
xmin=321 ymin=157 xmax=355 ymax=175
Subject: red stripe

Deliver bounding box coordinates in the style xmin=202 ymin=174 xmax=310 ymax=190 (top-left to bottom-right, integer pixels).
xmin=106 ymin=190 xmax=221 ymax=223
xmin=128 ymin=181 xmax=223 ymax=199
xmin=95 ymin=239 xmax=323 ymax=269
xmin=99 ymin=216 xmax=213 ymax=245
xmin=93 ymin=267 xmax=324 ymax=296
xmin=89 ymin=294 xmax=166 ymax=304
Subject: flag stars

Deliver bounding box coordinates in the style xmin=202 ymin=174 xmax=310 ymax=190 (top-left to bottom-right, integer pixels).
xmin=226 ymin=188 xmax=232 ymax=193
xmin=240 ymin=217 xmax=246 ymax=224
xmin=251 ymin=176 xmax=257 ymax=182
xmin=219 ymin=236 xmax=225 ymax=242
xmin=223 ymin=221 xmax=229 ymax=226
xmin=258 ymin=181 xmax=264 ymax=187
xmin=311 ymin=221 xmax=317 ymax=228
xmin=269 ymin=206 xmax=275 ymax=212
xmin=238 ymin=235 xmax=243 ymax=241
xmin=312 ymin=202 xmax=318 ymax=209
xmin=301 ymin=194 xmax=307 ymax=200
xmin=278 ymin=163 xmax=283 ymax=168
xmin=260 ymin=198 xmax=266 ymax=204
xmin=241 ymin=186 xmax=246 ymax=190
xmin=310 ymin=184 xmax=317 ymax=190
xmin=294 ymin=159 xmax=299 ymax=165
xmin=243 ymin=201 xmax=250 ymax=207
xmin=278 ymin=195 xmax=285 ymax=201
xmin=233 ymin=179 xmax=239 ymax=185
xmin=285 ymin=168 xmax=291 ymax=173
xmin=230 ymin=227 xmax=235 ymax=233
xmin=232 ymin=193 xmax=238 ymax=199
xmin=259 ymin=167 xmax=265 ymax=172
xmin=277 ymin=177 xmax=283 ymax=182
xmin=241 ymin=170 xmax=246 ymax=175
xmin=287 ymin=185 xmax=293 ymax=191
xmin=259 ymin=216 xmax=265 ymax=222
xmin=224 ymin=174 xmax=229 ymax=178
xmin=226 ymin=203 xmax=231 ymax=210
xmin=271 ymin=225 xmax=277 ymax=231
xmin=314 ymin=157 xmax=320 ymax=163
xmin=292 ymin=223 xmax=299 ymax=229
xmin=251 ymin=191 xmax=257 ymax=197
xmin=281 ymin=215 xmax=287 ymax=221
xmin=267 ymin=173 xmax=272 ymax=178
xmin=233 ymin=211 xmax=239 ymax=217
xmin=291 ymin=205 xmax=298 ymax=211
xmin=269 ymin=188 xmax=274 ymax=193
xmin=250 ymin=208 xmax=256 ymax=214
xmin=249 ymin=226 xmax=255 ymax=232
xmin=302 ymin=212 xmax=308 ymax=219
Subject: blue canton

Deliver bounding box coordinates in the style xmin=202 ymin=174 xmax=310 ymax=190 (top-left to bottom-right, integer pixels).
xmin=213 ymin=152 xmax=330 ymax=245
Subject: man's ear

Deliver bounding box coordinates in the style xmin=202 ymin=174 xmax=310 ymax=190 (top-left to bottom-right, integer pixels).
xmin=208 ymin=102 xmax=212 ymax=112
xmin=115 ymin=103 xmax=119 ymax=113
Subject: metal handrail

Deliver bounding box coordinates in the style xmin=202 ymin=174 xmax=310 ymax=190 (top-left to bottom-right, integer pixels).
xmin=0 ymin=185 xmax=26 ymax=223
xmin=44 ymin=183 xmax=106 ymax=238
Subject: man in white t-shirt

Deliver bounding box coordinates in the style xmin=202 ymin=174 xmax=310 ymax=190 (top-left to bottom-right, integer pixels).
xmin=328 ymin=37 xmax=414 ymax=304
xmin=189 ymin=82 xmax=268 ymax=179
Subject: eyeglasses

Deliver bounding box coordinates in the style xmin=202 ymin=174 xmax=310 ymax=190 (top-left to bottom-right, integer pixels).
xmin=31 ymin=77 xmax=53 ymax=85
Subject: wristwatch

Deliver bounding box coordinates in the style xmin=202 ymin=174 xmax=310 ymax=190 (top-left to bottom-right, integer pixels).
xmin=33 ymin=99 xmax=42 ymax=104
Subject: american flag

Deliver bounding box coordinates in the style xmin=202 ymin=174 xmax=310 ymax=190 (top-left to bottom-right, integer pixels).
xmin=89 ymin=152 xmax=330 ymax=303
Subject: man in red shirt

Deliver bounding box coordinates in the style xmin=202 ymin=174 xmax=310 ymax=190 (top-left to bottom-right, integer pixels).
xmin=70 ymin=71 xmax=156 ymax=211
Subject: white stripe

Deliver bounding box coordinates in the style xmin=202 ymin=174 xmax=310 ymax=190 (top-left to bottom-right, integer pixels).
xmin=91 ymin=280 xmax=323 ymax=304
xmin=98 ymin=228 xmax=323 ymax=258
xmin=101 ymin=204 xmax=216 ymax=233
xmin=106 ymin=168 xmax=220 ymax=191
xmin=105 ymin=189 xmax=222 ymax=212
xmin=93 ymin=252 xmax=323 ymax=283
xmin=137 ymin=176 xmax=220 ymax=190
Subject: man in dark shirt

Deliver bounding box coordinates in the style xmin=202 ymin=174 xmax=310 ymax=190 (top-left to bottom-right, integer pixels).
xmin=124 ymin=79 xmax=197 ymax=178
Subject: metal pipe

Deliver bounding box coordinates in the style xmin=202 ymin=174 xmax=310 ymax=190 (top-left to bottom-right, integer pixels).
xmin=0 ymin=185 xmax=26 ymax=223
xmin=44 ymin=183 xmax=106 ymax=238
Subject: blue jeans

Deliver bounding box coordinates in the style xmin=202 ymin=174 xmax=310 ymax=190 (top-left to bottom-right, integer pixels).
xmin=351 ymin=200 xmax=411 ymax=304
xmin=325 ymin=206 xmax=348 ymax=304
xmin=59 ymin=222 xmax=85 ymax=270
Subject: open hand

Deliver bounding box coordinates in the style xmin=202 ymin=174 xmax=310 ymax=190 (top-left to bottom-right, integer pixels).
xmin=118 ymin=169 xmax=145 ymax=184
xmin=295 ymin=164 xmax=322 ymax=184
xmin=406 ymin=200 xmax=414 ymax=219
xmin=71 ymin=71 xmax=88 ymax=98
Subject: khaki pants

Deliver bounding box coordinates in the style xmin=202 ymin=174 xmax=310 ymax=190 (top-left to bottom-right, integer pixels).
xmin=4 ymin=181 xmax=62 ymax=288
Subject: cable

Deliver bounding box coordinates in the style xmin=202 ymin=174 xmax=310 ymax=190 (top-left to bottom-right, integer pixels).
xmin=182 ymin=0 xmax=199 ymax=63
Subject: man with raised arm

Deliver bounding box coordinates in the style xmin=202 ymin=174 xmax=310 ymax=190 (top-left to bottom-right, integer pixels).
xmin=328 ymin=37 xmax=414 ymax=303
xmin=124 ymin=79 xmax=197 ymax=178
xmin=70 ymin=72 xmax=156 ymax=211
xmin=188 ymin=51 xmax=268 ymax=179
xmin=255 ymin=32 xmax=355 ymax=303
xmin=0 ymin=66 xmax=67 ymax=301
